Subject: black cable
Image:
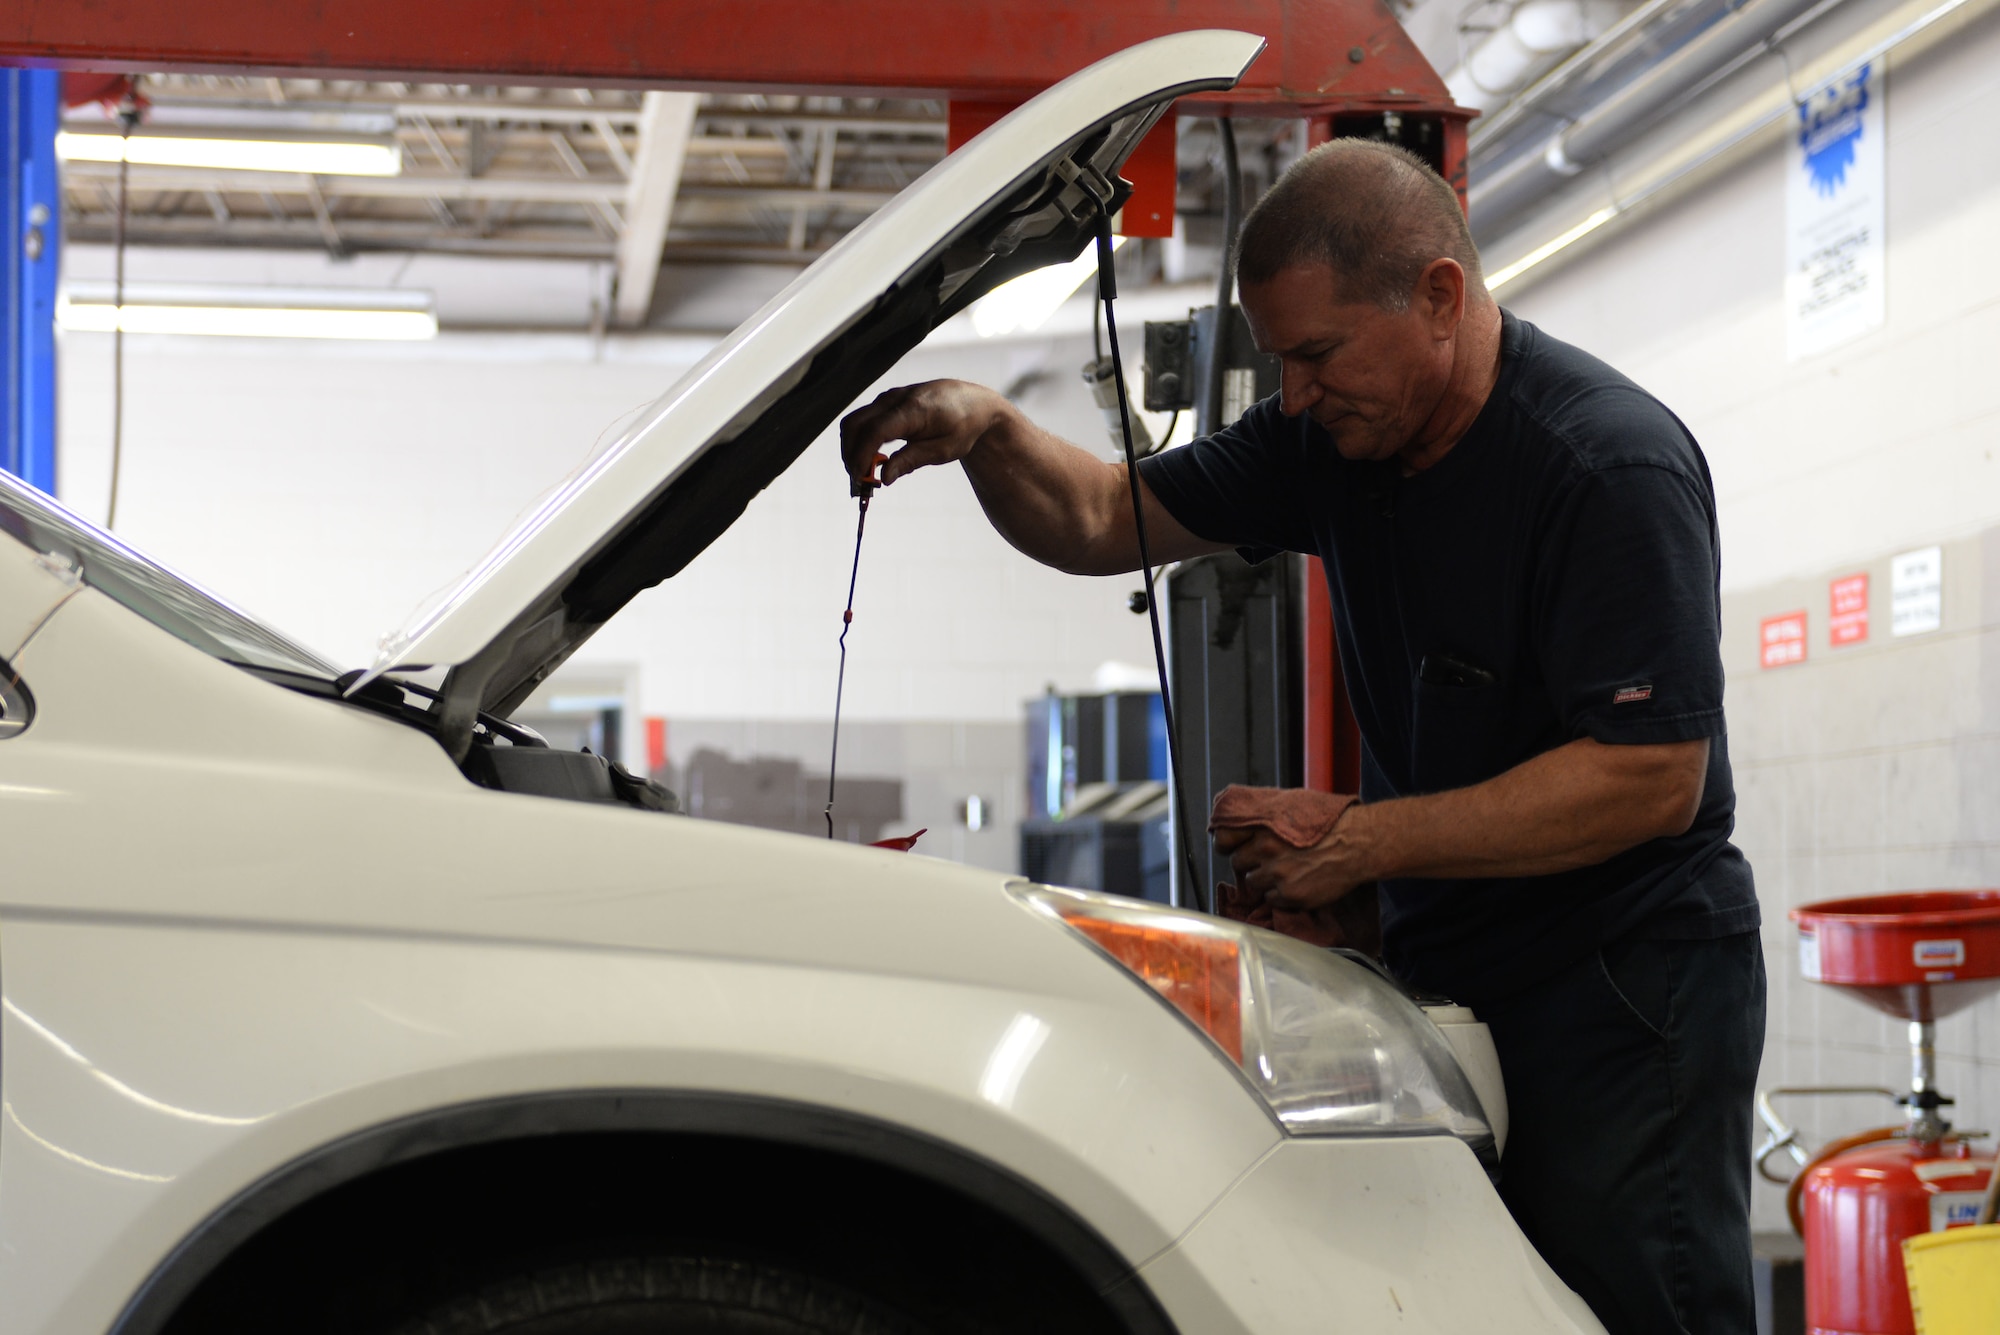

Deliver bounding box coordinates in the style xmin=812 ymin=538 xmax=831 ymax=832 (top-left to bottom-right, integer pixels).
xmin=1095 ymin=216 xmax=1210 ymax=914
xmin=1091 ymin=291 xmax=1103 ymax=361
xmin=825 ymin=486 xmax=871 ymax=838
xmin=1201 ymin=118 xmax=1241 ymax=439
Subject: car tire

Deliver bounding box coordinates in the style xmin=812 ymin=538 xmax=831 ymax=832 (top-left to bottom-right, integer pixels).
xmin=394 ymin=1255 xmax=936 ymax=1335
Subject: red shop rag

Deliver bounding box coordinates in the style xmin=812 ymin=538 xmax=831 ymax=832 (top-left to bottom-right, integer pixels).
xmin=870 ymin=828 xmax=928 ymax=852
xmin=1207 ymin=786 xmax=1380 ymax=953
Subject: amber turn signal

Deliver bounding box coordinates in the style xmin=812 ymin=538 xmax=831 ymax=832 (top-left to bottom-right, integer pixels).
xmin=1053 ymin=905 xmax=1243 ymax=1062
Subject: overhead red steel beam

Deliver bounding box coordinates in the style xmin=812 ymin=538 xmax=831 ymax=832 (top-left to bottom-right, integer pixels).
xmin=0 ymin=0 xmax=1461 ymax=119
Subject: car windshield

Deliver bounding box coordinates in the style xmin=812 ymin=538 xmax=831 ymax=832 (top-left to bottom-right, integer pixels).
xmin=0 ymin=471 xmax=337 ymax=679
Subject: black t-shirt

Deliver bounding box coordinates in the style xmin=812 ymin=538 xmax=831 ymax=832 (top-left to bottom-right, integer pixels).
xmin=1138 ymin=310 xmax=1758 ymax=1003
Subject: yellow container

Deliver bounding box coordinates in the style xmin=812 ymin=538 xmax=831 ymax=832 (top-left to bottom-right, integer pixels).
xmin=1904 ymin=1223 xmax=2000 ymax=1335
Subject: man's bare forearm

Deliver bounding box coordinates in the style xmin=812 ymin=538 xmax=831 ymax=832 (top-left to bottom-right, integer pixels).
xmin=958 ymin=404 xmax=1139 ymax=574
xmin=1339 ymin=737 xmax=1708 ymax=881
xmin=1236 ymin=736 xmax=1710 ymax=910
xmin=840 ymin=379 xmax=1223 ymax=576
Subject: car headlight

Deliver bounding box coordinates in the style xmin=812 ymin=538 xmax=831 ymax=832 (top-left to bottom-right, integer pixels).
xmin=1013 ymin=885 xmax=1493 ymax=1152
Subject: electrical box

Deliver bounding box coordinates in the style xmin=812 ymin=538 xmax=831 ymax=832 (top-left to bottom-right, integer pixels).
xmin=1142 ymin=319 xmax=1195 ymax=411
xmin=1142 ymin=305 xmax=1280 ymax=432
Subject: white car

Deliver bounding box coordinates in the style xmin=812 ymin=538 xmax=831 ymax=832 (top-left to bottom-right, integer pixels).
xmin=1 ymin=32 xmax=1604 ymax=1335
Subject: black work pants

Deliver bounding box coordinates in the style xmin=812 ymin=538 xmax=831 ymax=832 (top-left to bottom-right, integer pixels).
xmin=1477 ymin=930 xmax=1767 ymax=1335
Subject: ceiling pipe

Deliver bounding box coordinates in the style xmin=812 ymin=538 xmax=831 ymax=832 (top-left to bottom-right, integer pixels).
xmin=1446 ymin=0 xmax=1634 ymax=115
xmin=1469 ymin=0 xmax=1837 ymax=235
xmin=1469 ymin=0 xmax=1684 ymax=148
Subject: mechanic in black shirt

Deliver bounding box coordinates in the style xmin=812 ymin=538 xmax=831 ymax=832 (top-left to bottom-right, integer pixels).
xmin=841 ymin=139 xmax=1763 ymax=1335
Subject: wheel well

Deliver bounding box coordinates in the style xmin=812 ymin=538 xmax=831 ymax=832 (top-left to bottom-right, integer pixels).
xmin=121 ymin=1093 xmax=1174 ymax=1335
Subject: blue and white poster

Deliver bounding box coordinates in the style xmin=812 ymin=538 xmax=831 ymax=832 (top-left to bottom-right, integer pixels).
xmin=1786 ymin=63 xmax=1885 ymax=361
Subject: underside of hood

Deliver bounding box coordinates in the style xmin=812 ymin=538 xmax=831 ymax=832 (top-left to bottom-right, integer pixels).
xmin=356 ymin=31 xmax=1265 ymax=760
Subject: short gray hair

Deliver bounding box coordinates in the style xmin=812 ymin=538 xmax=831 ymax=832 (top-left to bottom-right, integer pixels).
xmin=1234 ymin=139 xmax=1484 ymax=311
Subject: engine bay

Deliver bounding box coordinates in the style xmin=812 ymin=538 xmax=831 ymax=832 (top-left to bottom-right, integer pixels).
xmin=257 ymin=665 xmax=680 ymax=815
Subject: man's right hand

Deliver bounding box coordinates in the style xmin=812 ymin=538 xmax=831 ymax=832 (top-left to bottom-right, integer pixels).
xmin=836 ymin=378 xmax=1224 ymax=577
xmin=839 ymin=380 xmax=1012 ymax=490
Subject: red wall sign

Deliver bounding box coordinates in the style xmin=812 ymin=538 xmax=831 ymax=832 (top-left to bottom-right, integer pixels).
xmin=1761 ymin=610 xmax=1808 ymax=668
xmin=1830 ymin=573 xmax=1869 ymax=646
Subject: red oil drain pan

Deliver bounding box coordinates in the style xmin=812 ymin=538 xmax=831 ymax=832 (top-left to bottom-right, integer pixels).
xmin=1790 ymin=890 xmax=2000 ymax=1021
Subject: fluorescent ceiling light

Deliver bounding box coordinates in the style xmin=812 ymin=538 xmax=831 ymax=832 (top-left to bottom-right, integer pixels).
xmin=55 ymin=129 xmax=402 ymax=176
xmin=64 ymin=100 xmax=398 ymax=135
xmin=57 ymin=303 xmax=436 ymax=340
xmin=972 ymin=236 xmax=1128 ymax=339
xmin=1486 ymin=206 xmax=1618 ymax=291
xmin=57 ymin=284 xmax=437 ymax=341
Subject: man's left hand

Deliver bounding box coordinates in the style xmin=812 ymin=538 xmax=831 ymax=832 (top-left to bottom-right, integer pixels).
xmin=1216 ymin=737 xmax=1710 ymax=911
xmin=1216 ymin=812 xmax=1373 ymax=912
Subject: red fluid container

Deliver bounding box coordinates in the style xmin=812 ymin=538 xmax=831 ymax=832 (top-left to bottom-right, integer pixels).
xmin=1788 ymin=892 xmax=2000 ymax=1335
xmin=1800 ymin=1139 xmax=1994 ymax=1335
xmin=1791 ymin=890 xmax=2000 ymax=1021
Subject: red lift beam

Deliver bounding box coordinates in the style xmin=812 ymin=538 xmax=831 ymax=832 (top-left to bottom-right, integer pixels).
xmin=0 ymin=2 xmax=1458 ymax=115
xmin=6 ymin=0 xmax=1466 ymax=797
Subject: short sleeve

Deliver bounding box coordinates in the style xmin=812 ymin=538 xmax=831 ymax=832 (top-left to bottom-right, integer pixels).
xmin=1135 ymin=394 xmax=1317 ymax=563
xmin=1534 ymin=463 xmax=1727 ymax=745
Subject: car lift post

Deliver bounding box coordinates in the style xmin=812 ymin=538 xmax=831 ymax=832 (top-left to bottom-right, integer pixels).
xmin=0 ymin=67 xmax=60 ymax=492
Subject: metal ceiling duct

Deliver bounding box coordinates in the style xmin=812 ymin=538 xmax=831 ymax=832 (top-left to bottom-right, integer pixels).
xmin=1446 ymin=0 xmax=1636 ymax=115
xmin=1469 ymin=0 xmax=1838 ymax=236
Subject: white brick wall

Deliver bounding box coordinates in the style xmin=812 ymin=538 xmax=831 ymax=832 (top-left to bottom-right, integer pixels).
xmin=1509 ymin=3 xmax=2000 ymax=596
xmin=55 ymin=297 xmax=1157 ymax=723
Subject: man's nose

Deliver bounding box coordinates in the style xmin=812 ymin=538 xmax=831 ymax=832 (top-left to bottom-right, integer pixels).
xmin=1278 ymin=361 xmax=1319 ymax=417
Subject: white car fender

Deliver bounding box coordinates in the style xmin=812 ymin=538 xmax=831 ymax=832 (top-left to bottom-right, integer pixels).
xmin=1 ymin=587 xmax=1283 ymax=1335
xmin=0 ymin=529 xmax=81 ymax=660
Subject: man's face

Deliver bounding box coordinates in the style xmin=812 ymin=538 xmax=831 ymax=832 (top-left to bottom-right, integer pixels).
xmin=1239 ymin=263 xmax=1458 ymax=465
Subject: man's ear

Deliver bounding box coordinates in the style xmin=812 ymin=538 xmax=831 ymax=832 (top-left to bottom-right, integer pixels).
xmin=1414 ymin=258 xmax=1467 ymax=337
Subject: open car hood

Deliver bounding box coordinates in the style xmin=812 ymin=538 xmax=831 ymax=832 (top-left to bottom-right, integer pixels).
xmin=355 ymin=30 xmax=1264 ymax=754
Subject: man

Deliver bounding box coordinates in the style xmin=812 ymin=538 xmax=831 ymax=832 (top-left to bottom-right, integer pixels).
xmin=840 ymin=140 xmax=1763 ymax=1335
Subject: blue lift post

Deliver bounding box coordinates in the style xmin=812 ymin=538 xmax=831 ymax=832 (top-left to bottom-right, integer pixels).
xmin=1 ymin=68 xmax=61 ymax=493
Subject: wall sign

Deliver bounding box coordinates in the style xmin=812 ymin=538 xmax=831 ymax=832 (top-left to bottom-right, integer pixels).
xmin=1891 ymin=546 xmax=1942 ymax=637
xmin=1829 ymin=573 xmax=1869 ymax=646
xmin=1786 ymin=63 xmax=1885 ymax=362
xmin=1761 ymin=610 xmax=1807 ymax=668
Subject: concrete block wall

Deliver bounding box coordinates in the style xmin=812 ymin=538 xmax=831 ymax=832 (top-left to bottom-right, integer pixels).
xmin=660 ymin=718 xmax=1025 ymax=874
xmin=1723 ymin=532 xmax=2000 ymax=1231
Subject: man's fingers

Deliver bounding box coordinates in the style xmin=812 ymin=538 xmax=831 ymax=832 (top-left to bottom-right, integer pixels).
xmin=1212 ymin=826 xmax=1254 ymax=852
xmin=840 ymin=386 xmax=935 ymax=477
xmin=1265 ymin=879 xmax=1350 ymax=912
xmin=839 ymin=387 xmax=923 ymax=481
xmin=1227 ymin=829 xmax=1285 ymax=877
xmin=839 ymin=380 xmax=994 ymax=489
xmin=879 ymin=439 xmax=949 ymax=485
